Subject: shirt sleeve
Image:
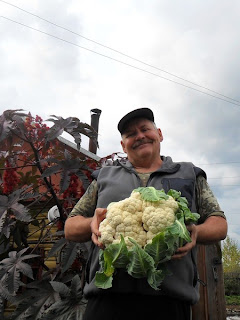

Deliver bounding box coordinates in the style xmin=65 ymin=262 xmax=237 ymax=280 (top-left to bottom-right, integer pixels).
xmin=67 ymin=180 xmax=98 ymax=218
xmin=195 ymin=175 xmax=226 ymax=222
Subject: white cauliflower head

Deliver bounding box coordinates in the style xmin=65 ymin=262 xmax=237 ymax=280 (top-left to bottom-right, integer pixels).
xmin=98 ymin=188 xmax=180 ymax=248
xmin=99 ymin=192 xmax=145 ymax=248
xmin=142 ymin=196 xmax=178 ymax=240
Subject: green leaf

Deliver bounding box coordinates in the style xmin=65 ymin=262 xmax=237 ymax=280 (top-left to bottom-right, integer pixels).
xmin=167 ymin=189 xmax=181 ymax=200
xmin=95 ymin=271 xmax=113 ymax=289
xmin=147 ymin=268 xmax=166 ymax=290
xmin=127 ymin=238 xmax=155 ymax=278
xmin=167 ymin=215 xmax=192 ymax=244
xmin=167 ymin=189 xmax=200 ymax=224
xmin=163 ymin=229 xmax=179 ymax=258
xmin=102 ymin=250 xmax=115 ymax=277
xmin=177 ymin=196 xmax=189 ymax=207
xmin=94 ymin=250 xmax=114 ymax=289
xmin=94 ymin=236 xmax=129 ymax=289
xmin=108 ymin=235 xmax=129 ymax=269
xmin=183 ymin=209 xmax=200 ymax=224
xmin=133 ymin=187 xmax=168 ymax=202
xmin=127 ymin=238 xmax=166 ymax=290
xmin=145 ymin=232 xmax=172 ymax=266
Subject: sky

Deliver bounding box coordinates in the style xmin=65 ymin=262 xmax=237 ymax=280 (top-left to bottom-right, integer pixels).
xmin=1 ymin=0 xmax=240 ymax=246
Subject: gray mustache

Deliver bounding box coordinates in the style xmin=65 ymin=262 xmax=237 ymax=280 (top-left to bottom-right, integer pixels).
xmin=132 ymin=139 xmax=152 ymax=149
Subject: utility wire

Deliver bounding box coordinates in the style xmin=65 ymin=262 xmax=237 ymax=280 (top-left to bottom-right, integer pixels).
xmin=1 ymin=0 xmax=240 ymax=105
xmin=226 ymin=213 xmax=239 ymax=214
xmin=208 ymin=176 xmax=240 ymax=179
xmin=196 ymin=162 xmax=240 ymax=165
xmin=1 ymin=15 xmax=240 ymax=108
xmin=227 ymin=213 xmax=240 ymax=215
xmin=210 ymin=185 xmax=240 ymax=187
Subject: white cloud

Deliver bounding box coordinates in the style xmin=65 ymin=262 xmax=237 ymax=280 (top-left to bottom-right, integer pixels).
xmin=0 ymin=0 xmax=239 ymax=244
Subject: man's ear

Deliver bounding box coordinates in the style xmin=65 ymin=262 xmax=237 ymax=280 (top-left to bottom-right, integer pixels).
xmin=158 ymin=128 xmax=163 ymax=142
xmin=121 ymin=140 xmax=126 ymax=153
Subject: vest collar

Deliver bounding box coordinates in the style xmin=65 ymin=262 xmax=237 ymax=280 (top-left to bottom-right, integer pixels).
xmin=117 ymin=156 xmax=181 ymax=174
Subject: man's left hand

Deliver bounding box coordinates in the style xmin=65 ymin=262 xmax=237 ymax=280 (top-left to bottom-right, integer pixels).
xmin=171 ymin=224 xmax=198 ymax=260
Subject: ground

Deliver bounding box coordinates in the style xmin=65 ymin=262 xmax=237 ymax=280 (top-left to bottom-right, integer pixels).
xmin=226 ymin=304 xmax=240 ymax=318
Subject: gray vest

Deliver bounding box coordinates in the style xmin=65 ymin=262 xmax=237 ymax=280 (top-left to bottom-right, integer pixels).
xmin=84 ymin=156 xmax=206 ymax=305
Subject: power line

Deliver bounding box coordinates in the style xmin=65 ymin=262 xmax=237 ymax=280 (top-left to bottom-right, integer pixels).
xmin=196 ymin=162 xmax=240 ymax=165
xmin=227 ymin=213 xmax=239 ymax=215
xmin=1 ymin=0 xmax=240 ymax=105
xmin=1 ymin=15 xmax=240 ymax=108
xmin=208 ymin=176 xmax=240 ymax=179
xmin=210 ymin=185 xmax=240 ymax=187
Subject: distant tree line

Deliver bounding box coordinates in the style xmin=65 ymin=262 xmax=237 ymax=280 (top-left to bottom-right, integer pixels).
xmin=222 ymin=236 xmax=240 ymax=296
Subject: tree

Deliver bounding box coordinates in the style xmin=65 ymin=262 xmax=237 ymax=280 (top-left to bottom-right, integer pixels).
xmin=222 ymin=236 xmax=240 ymax=273
xmin=0 ymin=109 xmax=100 ymax=319
xmin=222 ymin=236 xmax=240 ymax=296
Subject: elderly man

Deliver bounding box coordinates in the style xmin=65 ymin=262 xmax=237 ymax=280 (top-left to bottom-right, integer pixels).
xmin=65 ymin=108 xmax=227 ymax=320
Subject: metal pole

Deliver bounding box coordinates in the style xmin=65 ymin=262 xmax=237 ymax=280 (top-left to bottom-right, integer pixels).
xmin=89 ymin=108 xmax=102 ymax=154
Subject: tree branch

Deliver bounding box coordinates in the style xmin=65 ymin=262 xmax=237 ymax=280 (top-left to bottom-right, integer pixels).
xmin=28 ymin=141 xmax=65 ymax=221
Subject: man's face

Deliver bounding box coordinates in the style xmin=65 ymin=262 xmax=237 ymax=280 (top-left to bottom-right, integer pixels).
xmin=120 ymin=118 xmax=163 ymax=163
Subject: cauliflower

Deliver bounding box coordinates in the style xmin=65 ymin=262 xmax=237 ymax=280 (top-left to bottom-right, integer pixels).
xmin=99 ymin=190 xmax=147 ymax=248
xmin=95 ymin=187 xmax=200 ymax=291
xmin=99 ymin=187 xmax=179 ymax=248
xmin=142 ymin=195 xmax=179 ymax=243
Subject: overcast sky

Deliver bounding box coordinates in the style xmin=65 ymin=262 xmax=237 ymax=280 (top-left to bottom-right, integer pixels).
xmin=1 ymin=0 xmax=240 ymax=246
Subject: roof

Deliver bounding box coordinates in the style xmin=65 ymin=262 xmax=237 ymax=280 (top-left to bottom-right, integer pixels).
xmin=57 ymin=136 xmax=101 ymax=162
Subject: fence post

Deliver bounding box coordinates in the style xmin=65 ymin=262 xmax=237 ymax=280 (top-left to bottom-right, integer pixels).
xmin=192 ymin=243 xmax=226 ymax=320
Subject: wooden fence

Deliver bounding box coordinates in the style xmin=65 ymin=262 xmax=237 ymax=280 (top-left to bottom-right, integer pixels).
xmin=192 ymin=243 xmax=226 ymax=320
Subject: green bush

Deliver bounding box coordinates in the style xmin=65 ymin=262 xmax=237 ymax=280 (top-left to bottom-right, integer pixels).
xmin=224 ymin=273 xmax=240 ymax=295
xmin=225 ymin=295 xmax=240 ymax=306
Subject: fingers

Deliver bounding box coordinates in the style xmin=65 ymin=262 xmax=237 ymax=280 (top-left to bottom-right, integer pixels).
xmin=91 ymin=208 xmax=107 ymax=234
xmin=91 ymin=208 xmax=107 ymax=249
xmin=172 ymin=242 xmax=194 ymax=260
xmin=91 ymin=232 xmax=104 ymax=249
xmin=171 ymin=252 xmax=187 ymax=260
xmin=171 ymin=224 xmax=198 ymax=260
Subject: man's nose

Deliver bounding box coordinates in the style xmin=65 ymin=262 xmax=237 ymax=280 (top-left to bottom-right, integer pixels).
xmin=135 ymin=130 xmax=145 ymax=140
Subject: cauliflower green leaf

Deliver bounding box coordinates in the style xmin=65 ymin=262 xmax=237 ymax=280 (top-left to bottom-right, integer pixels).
xmin=127 ymin=238 xmax=164 ymax=290
xmin=94 ymin=270 xmax=113 ymax=290
xmin=147 ymin=267 xmax=169 ymax=291
xmin=95 ymin=235 xmax=129 ymax=289
xmin=134 ymin=187 xmax=168 ymax=202
xmin=167 ymin=214 xmax=192 ymax=247
xmin=167 ymin=189 xmax=200 ymax=224
xmin=167 ymin=189 xmax=181 ymax=200
xmin=127 ymin=238 xmax=155 ymax=278
xmin=145 ymin=231 xmax=175 ymax=266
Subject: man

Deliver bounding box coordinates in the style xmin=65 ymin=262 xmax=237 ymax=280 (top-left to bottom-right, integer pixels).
xmin=65 ymin=108 xmax=227 ymax=320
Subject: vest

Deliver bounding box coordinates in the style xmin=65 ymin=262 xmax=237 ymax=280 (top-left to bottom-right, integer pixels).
xmin=84 ymin=156 xmax=206 ymax=305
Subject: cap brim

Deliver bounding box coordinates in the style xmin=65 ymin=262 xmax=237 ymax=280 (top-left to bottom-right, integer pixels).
xmin=118 ymin=108 xmax=154 ymax=134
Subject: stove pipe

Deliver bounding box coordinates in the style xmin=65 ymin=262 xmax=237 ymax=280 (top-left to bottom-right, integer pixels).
xmin=89 ymin=108 xmax=102 ymax=154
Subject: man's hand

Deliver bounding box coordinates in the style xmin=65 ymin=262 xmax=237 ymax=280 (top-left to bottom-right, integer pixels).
xmin=91 ymin=208 xmax=107 ymax=248
xmin=171 ymin=224 xmax=198 ymax=260
xmin=171 ymin=216 xmax=227 ymax=260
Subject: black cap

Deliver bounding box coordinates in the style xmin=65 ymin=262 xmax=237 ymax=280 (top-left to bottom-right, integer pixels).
xmin=117 ymin=108 xmax=154 ymax=134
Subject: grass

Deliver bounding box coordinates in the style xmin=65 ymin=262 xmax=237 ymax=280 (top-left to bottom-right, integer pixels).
xmin=225 ymin=295 xmax=240 ymax=306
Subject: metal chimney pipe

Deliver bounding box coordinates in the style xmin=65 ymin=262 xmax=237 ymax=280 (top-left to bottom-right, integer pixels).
xmin=89 ymin=108 xmax=102 ymax=154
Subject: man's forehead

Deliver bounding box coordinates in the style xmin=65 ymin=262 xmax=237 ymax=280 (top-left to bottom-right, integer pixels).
xmin=123 ymin=117 xmax=153 ymax=132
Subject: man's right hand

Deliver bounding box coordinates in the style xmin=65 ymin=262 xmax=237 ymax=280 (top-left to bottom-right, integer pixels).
xmin=90 ymin=208 xmax=107 ymax=248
